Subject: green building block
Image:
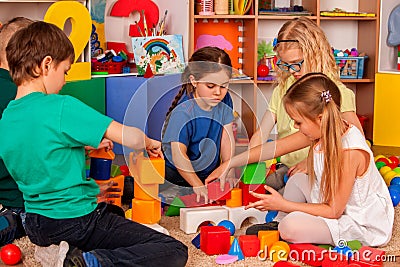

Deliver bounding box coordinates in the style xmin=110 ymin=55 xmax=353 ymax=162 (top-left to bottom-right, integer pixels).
xmin=318 ymin=244 xmax=333 ymax=250
xmin=347 ymin=240 xmax=362 ymax=251
xmin=60 ymin=78 xmax=105 ymax=114
xmin=240 ymin=162 xmax=266 ymax=184
xmin=165 ymin=197 xmax=185 ymax=216
xmin=111 ymin=164 xmax=122 ymax=177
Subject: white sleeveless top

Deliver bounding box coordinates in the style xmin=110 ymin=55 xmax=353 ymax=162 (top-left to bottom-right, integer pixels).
xmin=311 ymin=124 xmax=394 ymax=246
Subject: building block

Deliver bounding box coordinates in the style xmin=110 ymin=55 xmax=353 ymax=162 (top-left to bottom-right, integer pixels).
xmin=239 ymin=182 xmax=266 ymax=205
xmin=60 ymin=77 xmax=105 ymax=114
xmin=258 ymin=230 xmax=280 ymax=258
xmin=89 ymin=148 xmax=115 ymax=160
xmin=180 ymin=206 xmax=228 ymax=234
xmin=89 ymin=158 xmax=112 ymax=180
xmin=164 ymin=197 xmax=185 ymax=216
xmin=179 ymin=193 xmax=207 ymax=207
xmin=349 ymin=246 xmax=385 ymax=267
xmin=228 ymin=238 xmax=244 ymax=260
xmin=129 ymin=152 xmax=165 ymax=184
xmin=238 ymin=235 xmax=260 ymax=257
xmin=192 ymin=233 xmax=201 ymax=249
xmin=289 ymin=243 xmax=327 ymax=266
xmin=223 ymin=206 xmax=267 ymax=230
xmin=131 ymin=198 xmax=161 ymax=224
xmin=95 ymin=174 xmax=125 ymax=207
xmin=321 ymin=251 xmax=349 ymax=267
xmin=241 ymin=162 xmax=266 ymax=184
xmin=270 ymin=241 xmax=290 ymax=262
xmin=215 ymin=254 xmax=238 ymax=264
xmin=208 ymin=181 xmax=231 ymax=201
xmin=111 ymin=164 xmax=122 ymax=177
xmin=226 ymin=188 xmax=242 ymax=207
xmin=200 ymin=225 xmax=231 ymax=255
xmin=134 ymin=180 xmax=159 ymax=200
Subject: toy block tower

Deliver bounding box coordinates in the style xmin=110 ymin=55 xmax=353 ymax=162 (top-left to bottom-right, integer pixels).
xmin=240 ymin=162 xmax=266 ymax=205
xmin=89 ymin=148 xmax=125 ymax=207
xmin=129 ymin=151 xmax=164 ymax=224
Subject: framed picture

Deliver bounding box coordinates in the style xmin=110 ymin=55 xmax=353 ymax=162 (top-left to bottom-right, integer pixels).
xmin=132 ymin=35 xmax=185 ymax=75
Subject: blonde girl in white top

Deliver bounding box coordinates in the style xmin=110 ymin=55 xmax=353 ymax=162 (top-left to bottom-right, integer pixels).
xmin=206 ymin=73 xmax=394 ymax=246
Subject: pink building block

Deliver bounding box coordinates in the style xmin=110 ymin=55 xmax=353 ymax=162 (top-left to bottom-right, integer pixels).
xmin=208 ymin=181 xmax=231 ymax=201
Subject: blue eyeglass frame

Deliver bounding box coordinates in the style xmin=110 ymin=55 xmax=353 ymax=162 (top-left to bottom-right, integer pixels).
xmin=276 ymin=59 xmax=304 ymax=72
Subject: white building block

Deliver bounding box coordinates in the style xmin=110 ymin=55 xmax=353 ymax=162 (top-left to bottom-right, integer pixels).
xmin=223 ymin=206 xmax=267 ymax=230
xmin=180 ymin=206 xmax=229 ymax=234
xmin=143 ymin=223 xmax=170 ymax=235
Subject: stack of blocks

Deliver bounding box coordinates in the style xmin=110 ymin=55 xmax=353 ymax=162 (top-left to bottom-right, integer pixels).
xmin=89 ymin=148 xmax=124 ymax=206
xmin=240 ymin=162 xmax=266 ymax=205
xmin=129 ymin=152 xmax=164 ymax=224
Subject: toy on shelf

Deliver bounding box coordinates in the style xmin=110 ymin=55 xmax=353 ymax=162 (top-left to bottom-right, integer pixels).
xmin=199 ymin=0 xmax=215 ymax=15
xmin=321 ymin=8 xmax=376 ymax=17
xmin=333 ymin=48 xmax=367 ymax=79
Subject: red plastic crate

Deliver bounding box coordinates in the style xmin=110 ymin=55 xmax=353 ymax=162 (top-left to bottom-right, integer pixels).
xmin=91 ymin=60 xmax=127 ymax=74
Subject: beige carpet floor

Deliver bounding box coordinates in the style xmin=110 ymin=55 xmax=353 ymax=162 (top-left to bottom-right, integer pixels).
xmin=1 ymin=206 xmax=399 ymax=267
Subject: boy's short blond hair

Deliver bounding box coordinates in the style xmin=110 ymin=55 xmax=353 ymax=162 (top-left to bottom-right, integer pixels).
xmin=0 ymin=17 xmax=33 ymax=66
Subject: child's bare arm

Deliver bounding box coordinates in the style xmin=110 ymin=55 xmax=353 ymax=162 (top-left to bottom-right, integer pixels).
xmin=249 ymin=110 xmax=277 ymax=148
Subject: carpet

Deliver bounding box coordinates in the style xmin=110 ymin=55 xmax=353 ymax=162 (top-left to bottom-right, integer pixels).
xmin=2 ymin=206 xmax=400 ymax=267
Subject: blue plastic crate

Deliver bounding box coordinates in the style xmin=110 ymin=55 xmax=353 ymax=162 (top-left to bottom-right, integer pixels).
xmin=335 ymin=56 xmax=368 ymax=79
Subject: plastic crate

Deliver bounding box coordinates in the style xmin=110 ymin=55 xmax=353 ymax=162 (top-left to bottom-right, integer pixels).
xmin=335 ymin=56 xmax=368 ymax=79
xmin=91 ymin=60 xmax=127 ymax=74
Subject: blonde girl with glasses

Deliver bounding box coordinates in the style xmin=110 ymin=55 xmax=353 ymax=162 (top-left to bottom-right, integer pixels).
xmin=249 ymin=17 xmax=363 ymax=197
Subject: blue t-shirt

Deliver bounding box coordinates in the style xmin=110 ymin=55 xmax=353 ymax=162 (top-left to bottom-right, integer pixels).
xmin=162 ymin=92 xmax=234 ymax=181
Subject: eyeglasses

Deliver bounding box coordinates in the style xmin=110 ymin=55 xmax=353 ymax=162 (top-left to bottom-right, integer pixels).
xmin=276 ymin=59 xmax=304 ymax=72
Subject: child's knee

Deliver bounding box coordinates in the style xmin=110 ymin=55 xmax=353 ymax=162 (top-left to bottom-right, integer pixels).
xmin=278 ymin=212 xmax=302 ymax=242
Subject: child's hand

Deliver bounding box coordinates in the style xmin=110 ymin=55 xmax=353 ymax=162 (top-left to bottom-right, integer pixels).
xmin=145 ymin=137 xmax=164 ymax=158
xmin=245 ymin=185 xmax=284 ymax=211
xmin=193 ymin=185 xmax=209 ymax=205
xmin=205 ymin=161 xmax=230 ymax=187
xmin=85 ymin=138 xmax=113 ymax=151
xmin=97 ymin=181 xmax=121 ymax=204
xmin=288 ymin=159 xmax=307 ymax=176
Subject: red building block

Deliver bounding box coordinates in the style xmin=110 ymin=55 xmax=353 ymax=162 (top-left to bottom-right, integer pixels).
xmin=208 ymin=181 xmax=231 ymax=201
xmin=289 ymin=243 xmax=327 ymax=266
xmin=200 ymin=226 xmax=231 ymax=255
xmin=349 ymin=246 xmax=385 ymax=267
xmin=322 ymin=251 xmax=349 ymax=267
xmin=238 ymin=235 xmax=260 ymax=257
xmin=239 ymin=181 xmax=265 ymax=205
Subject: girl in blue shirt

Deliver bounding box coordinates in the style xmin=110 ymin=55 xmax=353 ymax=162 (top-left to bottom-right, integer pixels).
xmin=162 ymin=47 xmax=236 ymax=204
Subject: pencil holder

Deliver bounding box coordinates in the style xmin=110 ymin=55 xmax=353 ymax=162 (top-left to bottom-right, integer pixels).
xmin=199 ymin=0 xmax=215 ymax=15
xmin=215 ymin=0 xmax=229 ymax=14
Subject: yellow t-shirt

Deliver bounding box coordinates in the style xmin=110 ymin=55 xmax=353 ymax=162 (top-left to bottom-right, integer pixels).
xmin=269 ymin=76 xmax=356 ymax=167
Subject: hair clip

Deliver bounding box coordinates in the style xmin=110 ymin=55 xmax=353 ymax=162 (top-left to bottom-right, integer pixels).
xmin=321 ymin=90 xmax=332 ymax=103
xmin=273 ymin=38 xmax=278 ymax=47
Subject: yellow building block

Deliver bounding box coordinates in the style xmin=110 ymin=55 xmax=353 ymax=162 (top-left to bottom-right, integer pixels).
xmin=131 ymin=198 xmax=161 ymax=224
xmin=258 ymin=230 xmax=280 ymax=258
xmin=270 ymin=241 xmax=290 ymax=262
xmin=134 ymin=180 xmax=159 ymax=200
xmin=129 ymin=152 xmax=165 ymax=184
xmin=374 ymin=73 xmax=400 ymax=147
xmin=226 ymin=188 xmax=242 ymax=207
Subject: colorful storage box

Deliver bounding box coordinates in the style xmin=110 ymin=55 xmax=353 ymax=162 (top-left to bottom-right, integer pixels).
xmin=335 ymin=56 xmax=368 ymax=79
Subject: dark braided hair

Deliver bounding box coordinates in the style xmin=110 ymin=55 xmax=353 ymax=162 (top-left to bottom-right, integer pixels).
xmin=161 ymin=46 xmax=232 ymax=139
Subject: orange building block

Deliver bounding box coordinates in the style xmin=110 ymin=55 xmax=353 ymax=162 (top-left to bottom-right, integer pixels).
xmin=134 ymin=180 xmax=159 ymax=200
xmin=131 ymin=198 xmax=161 ymax=224
xmin=129 ymin=152 xmax=165 ymax=184
xmin=89 ymin=148 xmax=115 ymax=160
xmin=226 ymin=188 xmax=242 ymax=207
xmin=270 ymin=241 xmax=290 ymax=262
xmin=95 ymin=175 xmax=125 ymax=207
xmin=258 ymin=230 xmax=280 ymax=258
